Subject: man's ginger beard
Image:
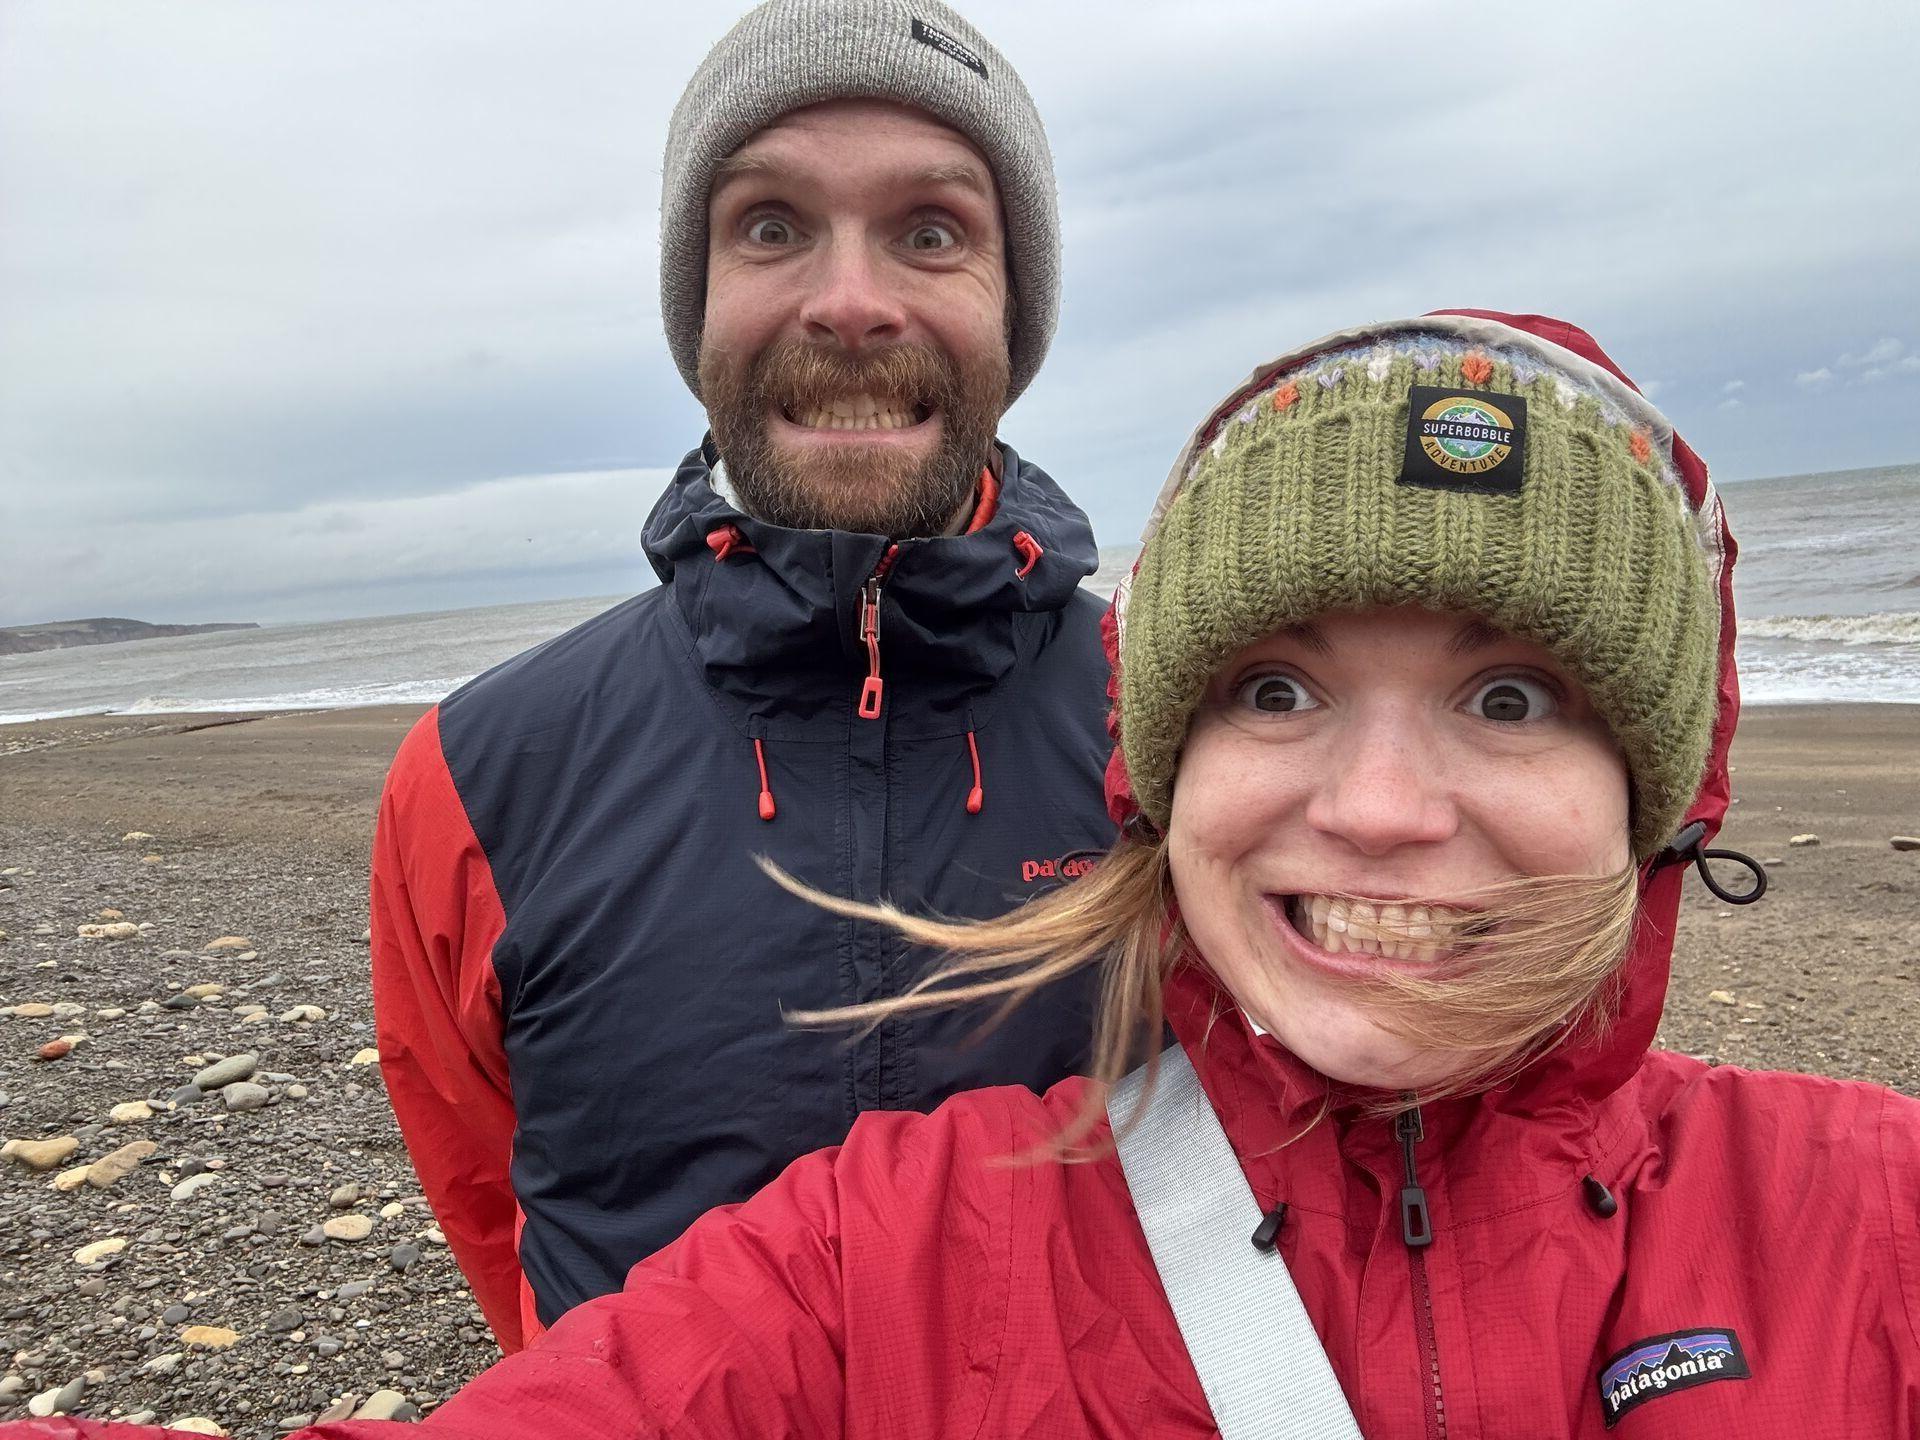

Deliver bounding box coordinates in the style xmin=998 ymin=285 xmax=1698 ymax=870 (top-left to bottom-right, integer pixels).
xmin=699 ymin=337 xmax=1008 ymax=537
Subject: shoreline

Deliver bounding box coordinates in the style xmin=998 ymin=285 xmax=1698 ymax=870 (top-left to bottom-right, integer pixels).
xmin=3 ymin=701 xmax=1918 ymax=858
xmin=4 ymin=691 xmax=1917 ymax=731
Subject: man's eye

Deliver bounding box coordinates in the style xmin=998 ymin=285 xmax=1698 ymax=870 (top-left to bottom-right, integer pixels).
xmin=1468 ymin=675 xmax=1559 ymax=722
xmin=745 ymin=217 xmax=798 ymax=245
xmin=1233 ymin=674 xmax=1317 ymax=714
xmin=905 ymin=223 xmax=956 ymax=251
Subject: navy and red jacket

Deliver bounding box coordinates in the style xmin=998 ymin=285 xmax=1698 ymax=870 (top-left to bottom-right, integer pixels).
xmin=364 ymin=441 xmax=1113 ymax=1350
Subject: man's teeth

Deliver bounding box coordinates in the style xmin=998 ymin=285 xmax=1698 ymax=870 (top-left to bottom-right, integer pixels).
xmin=791 ymin=394 xmax=919 ymax=430
xmin=1294 ymin=895 xmax=1471 ymax=963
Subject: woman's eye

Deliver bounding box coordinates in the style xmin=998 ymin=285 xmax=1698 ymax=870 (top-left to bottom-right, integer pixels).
xmin=905 ymin=223 xmax=956 ymax=251
xmin=1468 ymin=675 xmax=1559 ymax=722
xmin=745 ymin=217 xmax=798 ymax=246
xmin=1233 ymin=674 xmax=1317 ymax=714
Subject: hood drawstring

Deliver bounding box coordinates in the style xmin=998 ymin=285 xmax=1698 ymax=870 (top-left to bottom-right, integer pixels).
xmin=1582 ymin=1174 xmax=1619 ymax=1218
xmin=1251 ymin=1202 xmax=1289 ymax=1251
xmin=1656 ymin=820 xmax=1768 ymax=905
xmin=752 ymin=732 xmax=982 ymax=821
xmin=706 ymin=523 xmax=756 ymax=563
xmin=753 ymin=738 xmax=775 ymax=822
xmin=1012 ymin=530 xmax=1043 ymax=580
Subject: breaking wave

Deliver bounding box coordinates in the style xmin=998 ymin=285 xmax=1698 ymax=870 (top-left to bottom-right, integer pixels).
xmin=1742 ymin=612 xmax=1920 ymax=646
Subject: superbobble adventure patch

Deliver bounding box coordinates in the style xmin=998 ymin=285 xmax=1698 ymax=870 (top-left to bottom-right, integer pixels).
xmin=1399 ymin=384 xmax=1528 ymax=495
xmin=1597 ymin=1328 xmax=1750 ymax=1428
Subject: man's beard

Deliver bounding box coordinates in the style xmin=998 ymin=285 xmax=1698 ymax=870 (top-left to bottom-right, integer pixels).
xmin=699 ymin=337 xmax=1008 ymax=537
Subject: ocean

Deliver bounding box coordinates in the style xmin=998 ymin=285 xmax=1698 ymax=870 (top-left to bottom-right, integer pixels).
xmin=3 ymin=463 xmax=1916 ymax=725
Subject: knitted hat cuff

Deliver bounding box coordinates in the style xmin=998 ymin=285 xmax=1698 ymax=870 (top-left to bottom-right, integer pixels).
xmin=661 ymin=0 xmax=1059 ymax=404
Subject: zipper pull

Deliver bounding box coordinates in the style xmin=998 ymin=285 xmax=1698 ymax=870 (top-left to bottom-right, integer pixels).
xmin=1395 ymin=1106 xmax=1433 ymax=1249
xmin=856 ymin=545 xmax=898 ymax=721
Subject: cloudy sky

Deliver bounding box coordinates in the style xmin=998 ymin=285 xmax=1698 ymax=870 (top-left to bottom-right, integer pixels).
xmin=2 ymin=0 xmax=1917 ymax=625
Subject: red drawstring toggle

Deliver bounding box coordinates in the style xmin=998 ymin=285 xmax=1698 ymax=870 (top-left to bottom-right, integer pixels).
xmin=964 ymin=730 xmax=984 ymax=815
xmin=706 ymin=525 xmax=756 ymax=563
xmin=1012 ymin=530 xmax=1043 ymax=579
xmin=753 ymin=737 xmax=776 ymax=821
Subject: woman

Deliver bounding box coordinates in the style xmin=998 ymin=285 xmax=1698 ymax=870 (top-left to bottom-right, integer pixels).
xmin=17 ymin=312 xmax=1918 ymax=1437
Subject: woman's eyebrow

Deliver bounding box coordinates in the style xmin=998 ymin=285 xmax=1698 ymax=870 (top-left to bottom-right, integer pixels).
xmin=1280 ymin=621 xmax=1331 ymax=655
xmin=1446 ymin=620 xmax=1505 ymax=656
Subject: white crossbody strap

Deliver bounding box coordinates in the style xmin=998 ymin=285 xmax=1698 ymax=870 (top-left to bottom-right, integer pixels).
xmin=1109 ymin=1046 xmax=1364 ymax=1440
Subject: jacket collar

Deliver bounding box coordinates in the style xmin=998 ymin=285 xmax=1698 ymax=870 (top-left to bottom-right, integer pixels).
xmin=640 ymin=438 xmax=1097 ymax=739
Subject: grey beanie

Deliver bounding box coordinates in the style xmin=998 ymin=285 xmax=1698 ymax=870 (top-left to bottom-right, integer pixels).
xmin=661 ymin=0 xmax=1060 ymax=405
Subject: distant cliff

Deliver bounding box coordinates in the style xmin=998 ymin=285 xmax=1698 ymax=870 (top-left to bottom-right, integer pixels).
xmin=0 ymin=618 xmax=259 ymax=657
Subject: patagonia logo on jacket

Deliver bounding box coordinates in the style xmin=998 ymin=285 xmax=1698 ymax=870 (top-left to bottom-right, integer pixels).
xmin=1598 ymin=1328 xmax=1750 ymax=1428
xmin=1020 ymin=851 xmax=1100 ymax=887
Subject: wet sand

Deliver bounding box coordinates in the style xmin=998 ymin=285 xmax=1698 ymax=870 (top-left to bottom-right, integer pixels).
xmin=0 ymin=707 xmax=423 ymax=862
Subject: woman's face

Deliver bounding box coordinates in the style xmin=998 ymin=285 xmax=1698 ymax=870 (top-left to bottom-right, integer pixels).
xmin=1167 ymin=606 xmax=1632 ymax=1092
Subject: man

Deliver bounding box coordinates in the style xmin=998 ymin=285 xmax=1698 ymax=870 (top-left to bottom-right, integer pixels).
xmin=370 ymin=0 xmax=1113 ymax=1354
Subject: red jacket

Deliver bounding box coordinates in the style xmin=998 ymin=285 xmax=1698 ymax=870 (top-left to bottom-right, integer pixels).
xmin=14 ymin=317 xmax=1919 ymax=1439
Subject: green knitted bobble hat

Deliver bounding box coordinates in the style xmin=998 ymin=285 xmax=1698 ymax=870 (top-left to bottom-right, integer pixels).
xmin=1116 ymin=316 xmax=1726 ymax=861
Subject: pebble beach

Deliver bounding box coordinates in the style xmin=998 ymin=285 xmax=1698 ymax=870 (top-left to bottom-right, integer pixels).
xmin=1 ymin=701 xmax=1917 ymax=1434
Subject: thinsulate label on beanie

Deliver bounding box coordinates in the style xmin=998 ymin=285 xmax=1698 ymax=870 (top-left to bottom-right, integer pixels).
xmin=910 ymin=18 xmax=988 ymax=77
xmin=1400 ymin=385 xmax=1528 ymax=495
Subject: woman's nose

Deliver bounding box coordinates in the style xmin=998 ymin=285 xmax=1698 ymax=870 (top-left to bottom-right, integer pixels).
xmin=1303 ymin=717 xmax=1459 ymax=857
xmin=798 ymin=232 xmax=907 ymax=354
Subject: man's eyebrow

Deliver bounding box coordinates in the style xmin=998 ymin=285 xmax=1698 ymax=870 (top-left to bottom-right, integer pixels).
xmin=710 ymin=152 xmax=790 ymax=187
xmin=910 ymin=162 xmax=992 ymax=195
xmin=1446 ymin=619 xmax=1505 ymax=656
xmin=708 ymin=155 xmax=993 ymax=198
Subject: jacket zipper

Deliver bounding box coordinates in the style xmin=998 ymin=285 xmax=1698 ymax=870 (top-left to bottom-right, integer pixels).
xmin=857 ymin=545 xmax=899 ymax=720
xmin=1396 ymin=1106 xmax=1447 ymax=1440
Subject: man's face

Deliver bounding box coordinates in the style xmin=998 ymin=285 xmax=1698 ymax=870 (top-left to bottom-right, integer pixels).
xmin=699 ymin=98 xmax=1011 ymax=537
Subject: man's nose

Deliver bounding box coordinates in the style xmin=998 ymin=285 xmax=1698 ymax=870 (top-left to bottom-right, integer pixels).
xmin=797 ymin=230 xmax=907 ymax=353
xmin=1302 ymin=713 xmax=1459 ymax=857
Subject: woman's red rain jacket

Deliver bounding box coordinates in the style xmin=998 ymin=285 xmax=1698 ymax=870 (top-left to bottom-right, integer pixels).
xmin=12 ymin=315 xmax=1920 ymax=1439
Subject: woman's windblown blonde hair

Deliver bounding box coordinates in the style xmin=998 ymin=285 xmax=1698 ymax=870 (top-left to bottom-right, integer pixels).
xmin=772 ymin=839 xmax=1641 ymax=1154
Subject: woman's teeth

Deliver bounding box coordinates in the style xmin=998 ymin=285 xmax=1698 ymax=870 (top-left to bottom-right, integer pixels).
xmin=1290 ymin=895 xmax=1471 ymax=963
xmin=788 ymin=394 xmax=920 ymax=430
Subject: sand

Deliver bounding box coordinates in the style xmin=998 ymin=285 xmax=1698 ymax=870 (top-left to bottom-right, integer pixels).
xmin=0 ymin=701 xmax=1916 ymax=1432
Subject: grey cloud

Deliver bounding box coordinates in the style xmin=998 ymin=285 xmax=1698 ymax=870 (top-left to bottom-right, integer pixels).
xmin=1839 ymin=338 xmax=1905 ymax=368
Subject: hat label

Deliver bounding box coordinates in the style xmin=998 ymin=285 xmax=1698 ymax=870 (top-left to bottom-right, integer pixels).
xmin=910 ymin=18 xmax=988 ymax=78
xmin=1597 ymin=1328 xmax=1750 ymax=1428
xmin=1400 ymin=385 xmax=1528 ymax=495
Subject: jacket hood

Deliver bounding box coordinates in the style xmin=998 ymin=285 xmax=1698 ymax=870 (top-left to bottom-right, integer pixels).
xmin=641 ymin=438 xmax=1098 ymax=742
xmin=1106 ymin=310 xmax=1744 ymax=1145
